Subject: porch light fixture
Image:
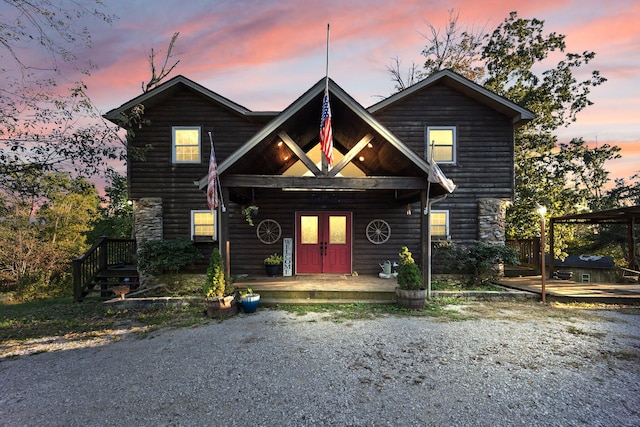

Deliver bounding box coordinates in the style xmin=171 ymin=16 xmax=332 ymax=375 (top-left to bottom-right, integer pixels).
xmin=277 ymin=140 xmax=283 ymax=147
xmin=358 ymin=156 xmax=365 ymax=162
xmin=406 ymin=204 xmax=412 ymax=216
xmin=536 ymin=205 xmax=547 ymax=303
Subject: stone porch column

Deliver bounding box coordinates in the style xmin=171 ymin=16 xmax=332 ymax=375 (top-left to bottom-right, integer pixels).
xmin=478 ymin=198 xmax=508 ymax=277
xmin=133 ymin=197 xmax=163 ymax=287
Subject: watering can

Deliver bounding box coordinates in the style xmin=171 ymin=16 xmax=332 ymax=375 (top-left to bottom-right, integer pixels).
xmin=379 ymin=260 xmax=392 ymax=275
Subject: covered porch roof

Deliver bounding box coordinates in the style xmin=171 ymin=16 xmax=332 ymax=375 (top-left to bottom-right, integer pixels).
xmin=197 ymin=77 xmax=455 ymax=201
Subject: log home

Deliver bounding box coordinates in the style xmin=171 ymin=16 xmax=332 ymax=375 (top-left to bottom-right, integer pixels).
xmin=104 ymin=69 xmax=534 ymax=279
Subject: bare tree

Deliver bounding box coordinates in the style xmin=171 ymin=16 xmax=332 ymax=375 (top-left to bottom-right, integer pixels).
xmin=420 ymin=9 xmax=485 ymax=81
xmin=142 ymin=32 xmax=181 ymax=93
xmin=388 ymin=9 xmax=485 ymax=91
xmin=387 ymin=57 xmax=422 ymax=92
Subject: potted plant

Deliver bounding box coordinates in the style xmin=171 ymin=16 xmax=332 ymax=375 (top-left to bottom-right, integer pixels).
xmin=239 ymin=286 xmax=261 ymax=313
xmin=203 ymin=248 xmax=237 ymax=318
xmin=395 ymin=246 xmax=426 ymax=309
xmin=264 ymin=253 xmax=283 ymax=277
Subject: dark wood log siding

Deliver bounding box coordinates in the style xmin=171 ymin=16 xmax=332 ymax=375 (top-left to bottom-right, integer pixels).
xmin=372 ymin=84 xmax=515 ymax=243
xmin=127 ymin=81 xmax=517 ymax=276
xmin=127 ymin=86 xmax=269 ymax=240
xmin=226 ymin=189 xmax=423 ymax=276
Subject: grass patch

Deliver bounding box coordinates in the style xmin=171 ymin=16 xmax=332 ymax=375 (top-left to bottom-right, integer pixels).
xmin=1 ymin=298 xmax=208 ymax=356
xmin=274 ymin=298 xmax=472 ymax=322
xmin=566 ymin=325 xmax=606 ymax=338
xmin=431 ymin=281 xmax=504 ymax=292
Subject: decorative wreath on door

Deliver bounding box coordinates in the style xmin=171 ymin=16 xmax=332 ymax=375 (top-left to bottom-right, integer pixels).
xmin=366 ymin=219 xmax=390 ymax=244
xmin=256 ymin=219 xmax=282 ymax=244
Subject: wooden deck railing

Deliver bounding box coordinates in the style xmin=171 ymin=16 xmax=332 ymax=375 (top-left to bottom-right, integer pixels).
xmin=72 ymin=237 xmax=137 ymax=302
xmin=506 ymin=238 xmax=541 ymax=268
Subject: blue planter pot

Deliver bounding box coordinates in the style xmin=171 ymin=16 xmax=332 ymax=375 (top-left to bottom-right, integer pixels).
xmin=241 ymin=294 xmax=260 ymax=313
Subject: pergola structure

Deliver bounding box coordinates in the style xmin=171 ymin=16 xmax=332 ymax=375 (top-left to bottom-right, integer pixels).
xmin=549 ymin=205 xmax=640 ymax=273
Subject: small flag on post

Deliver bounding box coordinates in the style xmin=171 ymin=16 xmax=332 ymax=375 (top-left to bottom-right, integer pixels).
xmin=428 ymin=160 xmax=456 ymax=193
xmin=207 ymin=139 xmax=219 ymax=211
xmin=320 ymin=88 xmax=333 ymax=166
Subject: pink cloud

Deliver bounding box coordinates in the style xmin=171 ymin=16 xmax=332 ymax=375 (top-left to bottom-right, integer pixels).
xmin=71 ymin=0 xmax=639 ymax=185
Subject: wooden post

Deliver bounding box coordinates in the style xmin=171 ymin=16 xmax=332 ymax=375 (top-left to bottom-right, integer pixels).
xmin=540 ymin=216 xmax=546 ymax=304
xmin=549 ymin=218 xmax=555 ymax=276
xmin=420 ymin=190 xmax=430 ymax=298
xmin=219 ymin=187 xmax=231 ymax=277
xmin=628 ymin=218 xmax=635 ymax=268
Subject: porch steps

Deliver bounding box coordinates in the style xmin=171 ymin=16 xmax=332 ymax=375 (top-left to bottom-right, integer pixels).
xmin=81 ymin=265 xmax=139 ymax=301
xmin=248 ymin=288 xmax=537 ymax=306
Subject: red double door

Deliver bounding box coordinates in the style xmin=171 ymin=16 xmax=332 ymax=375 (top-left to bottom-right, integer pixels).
xmin=295 ymin=211 xmax=352 ymax=274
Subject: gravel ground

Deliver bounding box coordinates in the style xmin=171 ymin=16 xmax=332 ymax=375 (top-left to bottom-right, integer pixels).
xmin=1 ymin=302 xmax=639 ymax=427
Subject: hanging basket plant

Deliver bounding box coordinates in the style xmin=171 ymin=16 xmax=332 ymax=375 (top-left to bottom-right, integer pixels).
xmin=243 ymin=205 xmax=259 ymax=226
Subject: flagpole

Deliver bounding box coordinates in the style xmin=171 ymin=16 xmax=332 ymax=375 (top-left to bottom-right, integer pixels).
xmin=208 ymin=131 xmax=226 ymax=213
xmin=321 ymin=23 xmax=331 ymax=173
xmin=325 ymin=23 xmax=330 ymax=91
xmin=426 ymin=140 xmax=435 ymax=299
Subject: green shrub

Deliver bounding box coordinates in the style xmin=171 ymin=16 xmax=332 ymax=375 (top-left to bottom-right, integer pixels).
xmin=434 ymin=241 xmax=519 ymax=286
xmin=397 ymin=246 xmax=424 ymax=290
xmin=136 ymin=239 xmax=202 ymax=275
xmin=203 ymin=248 xmax=233 ymax=298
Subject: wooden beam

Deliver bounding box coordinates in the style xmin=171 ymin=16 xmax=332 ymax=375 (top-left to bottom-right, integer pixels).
xmin=329 ymin=133 xmax=374 ymax=177
xmin=278 ymin=131 xmax=321 ymax=176
xmin=222 ymin=174 xmax=430 ymax=190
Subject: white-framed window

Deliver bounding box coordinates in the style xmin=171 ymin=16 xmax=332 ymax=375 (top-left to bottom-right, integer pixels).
xmin=172 ymin=126 xmax=201 ymax=164
xmin=430 ymin=210 xmax=449 ymax=239
xmin=426 ymin=126 xmax=456 ymax=164
xmin=191 ymin=210 xmax=216 ymax=240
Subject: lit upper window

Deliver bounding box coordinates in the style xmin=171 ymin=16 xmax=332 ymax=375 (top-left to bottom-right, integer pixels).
xmin=426 ymin=127 xmax=455 ymax=164
xmin=173 ymin=127 xmax=201 ymax=163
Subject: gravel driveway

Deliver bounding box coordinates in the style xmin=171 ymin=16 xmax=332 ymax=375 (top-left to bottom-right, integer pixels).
xmin=1 ymin=302 xmax=639 ymax=426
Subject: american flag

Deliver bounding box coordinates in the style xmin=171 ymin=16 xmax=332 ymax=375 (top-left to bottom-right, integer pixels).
xmin=319 ymin=88 xmax=334 ymax=166
xmin=207 ymin=142 xmax=219 ymax=210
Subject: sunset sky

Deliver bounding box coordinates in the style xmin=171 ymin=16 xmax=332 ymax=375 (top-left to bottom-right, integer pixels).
xmin=81 ymin=0 xmax=639 ymax=182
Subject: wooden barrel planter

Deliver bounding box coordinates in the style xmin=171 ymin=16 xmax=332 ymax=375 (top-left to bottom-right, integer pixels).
xmin=395 ymin=288 xmax=427 ymax=310
xmin=205 ymin=295 xmax=238 ymax=318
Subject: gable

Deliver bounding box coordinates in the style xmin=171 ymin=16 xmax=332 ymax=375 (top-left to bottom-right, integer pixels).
xmin=368 ymin=69 xmax=535 ymax=128
xmin=213 ymin=78 xmax=434 ymax=180
xmin=105 ymin=75 xmax=255 ymax=121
